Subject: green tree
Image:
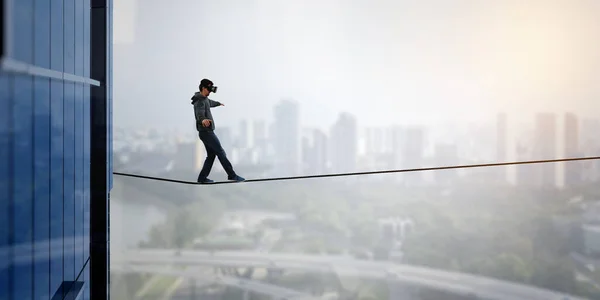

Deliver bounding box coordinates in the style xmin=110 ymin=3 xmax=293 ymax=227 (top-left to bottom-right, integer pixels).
xmin=530 ymin=258 xmax=577 ymax=294
xmin=172 ymin=208 xmax=200 ymax=249
xmin=141 ymin=206 xmax=215 ymax=249
xmin=489 ymin=253 xmax=531 ymax=282
xmin=575 ymin=281 xmax=600 ymax=300
xmin=350 ymin=221 xmax=378 ymax=248
xmin=144 ymin=225 xmax=171 ymax=248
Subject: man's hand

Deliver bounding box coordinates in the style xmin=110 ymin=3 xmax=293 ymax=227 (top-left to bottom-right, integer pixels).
xmin=202 ymin=119 xmax=212 ymax=127
xmin=220 ymin=103 xmax=225 ymax=106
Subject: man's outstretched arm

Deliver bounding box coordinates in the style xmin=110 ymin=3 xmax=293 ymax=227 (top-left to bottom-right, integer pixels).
xmin=209 ymin=99 xmax=224 ymax=107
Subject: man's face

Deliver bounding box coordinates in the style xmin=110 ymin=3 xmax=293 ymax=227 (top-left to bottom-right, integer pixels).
xmin=201 ymin=86 xmax=212 ymax=96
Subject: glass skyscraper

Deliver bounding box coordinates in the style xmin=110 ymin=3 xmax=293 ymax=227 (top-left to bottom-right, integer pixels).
xmin=0 ymin=0 xmax=113 ymax=299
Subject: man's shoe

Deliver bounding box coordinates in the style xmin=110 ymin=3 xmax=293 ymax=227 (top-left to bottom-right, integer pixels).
xmin=197 ymin=178 xmax=214 ymax=184
xmin=228 ymin=175 xmax=246 ymax=182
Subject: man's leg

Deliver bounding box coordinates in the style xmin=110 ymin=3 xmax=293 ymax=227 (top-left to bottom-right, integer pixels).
xmin=197 ymin=133 xmax=217 ymax=182
xmin=203 ymin=131 xmax=240 ymax=180
xmin=211 ymin=133 xmax=237 ymax=178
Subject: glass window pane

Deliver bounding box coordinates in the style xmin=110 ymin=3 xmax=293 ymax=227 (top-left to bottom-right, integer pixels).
xmin=34 ymin=0 xmax=51 ymax=69
xmin=74 ymin=83 xmax=84 ymax=274
xmin=63 ymin=0 xmax=75 ymax=74
xmin=12 ymin=75 xmax=34 ymax=300
xmin=49 ymin=79 xmax=64 ymax=296
xmin=83 ymin=0 xmax=90 ymax=78
xmin=33 ymin=77 xmax=52 ymax=299
xmin=50 ymin=0 xmax=64 ymax=71
xmin=63 ymin=82 xmax=76 ymax=283
xmin=0 ymin=74 xmax=12 ymax=300
xmin=83 ymin=86 xmax=90 ymax=260
xmin=75 ymin=0 xmax=84 ymax=76
xmin=11 ymin=0 xmax=33 ymax=62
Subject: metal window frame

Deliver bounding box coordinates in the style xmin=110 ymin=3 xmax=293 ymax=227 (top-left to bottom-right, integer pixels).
xmin=51 ymin=281 xmax=86 ymax=300
xmin=90 ymin=0 xmax=111 ymax=299
xmin=1 ymin=0 xmax=3 ymax=59
xmin=0 ymin=56 xmax=101 ymax=86
xmin=1 ymin=0 xmax=10 ymax=59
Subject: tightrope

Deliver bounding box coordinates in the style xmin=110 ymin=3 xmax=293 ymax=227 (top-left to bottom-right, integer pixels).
xmin=113 ymin=156 xmax=600 ymax=185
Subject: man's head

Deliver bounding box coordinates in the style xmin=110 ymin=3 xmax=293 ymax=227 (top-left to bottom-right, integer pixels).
xmin=199 ymin=79 xmax=218 ymax=96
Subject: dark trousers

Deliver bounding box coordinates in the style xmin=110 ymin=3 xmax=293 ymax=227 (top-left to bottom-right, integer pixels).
xmin=197 ymin=130 xmax=236 ymax=180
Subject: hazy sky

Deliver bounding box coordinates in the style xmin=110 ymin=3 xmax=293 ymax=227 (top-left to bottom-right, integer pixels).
xmin=113 ymin=0 xmax=600 ymax=132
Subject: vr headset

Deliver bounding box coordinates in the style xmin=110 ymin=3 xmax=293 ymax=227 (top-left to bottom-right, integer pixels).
xmin=202 ymin=85 xmax=218 ymax=93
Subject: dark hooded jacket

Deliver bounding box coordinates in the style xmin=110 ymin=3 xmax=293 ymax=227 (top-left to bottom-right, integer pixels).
xmin=191 ymin=92 xmax=222 ymax=132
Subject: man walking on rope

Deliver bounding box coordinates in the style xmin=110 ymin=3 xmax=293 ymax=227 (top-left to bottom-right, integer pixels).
xmin=192 ymin=79 xmax=245 ymax=183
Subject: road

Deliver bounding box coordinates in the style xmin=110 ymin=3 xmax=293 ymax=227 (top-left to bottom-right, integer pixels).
xmin=112 ymin=248 xmax=588 ymax=300
xmin=111 ymin=264 xmax=318 ymax=300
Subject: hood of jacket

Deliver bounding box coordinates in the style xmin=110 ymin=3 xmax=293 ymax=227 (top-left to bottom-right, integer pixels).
xmin=191 ymin=92 xmax=206 ymax=104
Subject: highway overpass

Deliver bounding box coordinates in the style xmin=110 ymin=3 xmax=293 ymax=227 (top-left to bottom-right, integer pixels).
xmin=112 ymin=249 xmax=587 ymax=300
xmin=112 ymin=264 xmax=319 ymax=300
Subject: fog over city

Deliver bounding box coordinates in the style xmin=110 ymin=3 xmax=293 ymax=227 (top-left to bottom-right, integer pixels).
xmin=111 ymin=1 xmax=600 ymax=299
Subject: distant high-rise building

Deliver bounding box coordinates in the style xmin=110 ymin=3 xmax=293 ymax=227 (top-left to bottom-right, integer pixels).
xmin=434 ymin=143 xmax=459 ymax=184
xmin=497 ymin=113 xmax=508 ymax=162
xmin=564 ymin=113 xmax=582 ymax=186
xmin=403 ymin=127 xmax=426 ymax=168
xmin=373 ymin=127 xmax=383 ymax=154
xmin=515 ymin=141 xmax=535 ymax=186
xmin=219 ymin=127 xmax=233 ymax=154
xmin=309 ymin=129 xmax=328 ymax=174
xmin=365 ymin=127 xmax=390 ymax=155
xmin=365 ymin=128 xmax=374 ymax=154
xmin=252 ymin=120 xmax=268 ymax=163
xmin=496 ymin=113 xmax=508 ymax=182
xmin=365 ymin=127 xmax=378 ymax=154
xmin=175 ymin=141 xmax=196 ymax=172
xmin=330 ymin=113 xmax=358 ymax=173
xmin=302 ymin=134 xmax=311 ymax=172
xmin=253 ymin=120 xmax=267 ymax=148
xmin=301 ymin=128 xmax=329 ymax=174
xmin=533 ymin=113 xmax=557 ymax=187
xmin=195 ymin=139 xmax=206 ymax=172
xmin=581 ymin=118 xmax=600 ymax=151
xmin=273 ymin=100 xmax=301 ymax=175
xmin=383 ymin=127 xmax=394 ymax=153
xmin=268 ymin=122 xmax=277 ymax=157
xmin=389 ymin=126 xmax=426 ymax=184
xmin=390 ymin=126 xmax=404 ymax=168
xmin=237 ymin=120 xmax=249 ymax=148
xmin=594 ymin=151 xmax=600 ymax=181
xmin=564 ymin=113 xmax=579 ymax=157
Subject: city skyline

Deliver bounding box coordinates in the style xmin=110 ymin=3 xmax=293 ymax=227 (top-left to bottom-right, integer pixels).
xmin=114 ymin=100 xmax=600 ymax=188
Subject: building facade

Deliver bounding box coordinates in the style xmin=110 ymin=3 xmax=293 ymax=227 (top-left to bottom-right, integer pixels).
xmin=272 ymin=99 xmax=300 ymax=175
xmin=330 ymin=112 xmax=358 ymax=173
xmin=0 ymin=0 xmax=113 ymax=299
xmin=533 ymin=113 xmax=558 ymax=187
